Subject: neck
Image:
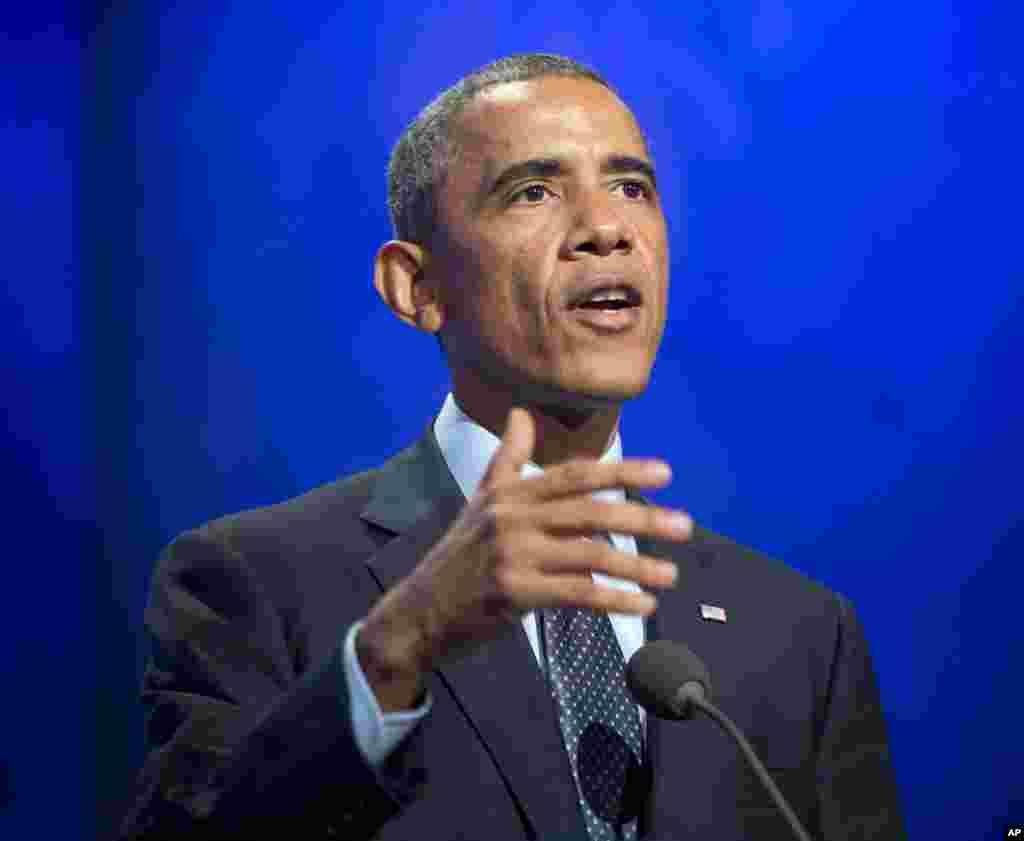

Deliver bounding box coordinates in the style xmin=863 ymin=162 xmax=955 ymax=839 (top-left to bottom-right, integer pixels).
xmin=451 ymin=366 xmax=621 ymax=467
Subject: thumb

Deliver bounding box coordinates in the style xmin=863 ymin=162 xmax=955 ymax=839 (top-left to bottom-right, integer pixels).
xmin=481 ymin=407 xmax=535 ymax=489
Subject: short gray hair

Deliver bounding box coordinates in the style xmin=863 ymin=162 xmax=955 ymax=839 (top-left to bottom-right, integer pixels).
xmin=387 ymin=53 xmax=614 ymax=247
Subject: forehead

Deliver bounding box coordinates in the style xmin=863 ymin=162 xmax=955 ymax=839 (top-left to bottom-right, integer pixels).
xmin=449 ymin=76 xmax=649 ymax=174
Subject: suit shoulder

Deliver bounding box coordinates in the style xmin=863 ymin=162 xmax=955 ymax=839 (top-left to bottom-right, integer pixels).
xmin=170 ymin=458 xmax=398 ymax=567
xmin=691 ymin=524 xmax=842 ymax=612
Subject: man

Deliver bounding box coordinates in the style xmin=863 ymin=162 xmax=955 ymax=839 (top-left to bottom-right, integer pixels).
xmin=120 ymin=54 xmax=904 ymax=840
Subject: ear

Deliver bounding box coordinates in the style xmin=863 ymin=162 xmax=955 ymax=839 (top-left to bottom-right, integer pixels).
xmin=373 ymin=240 xmax=444 ymax=334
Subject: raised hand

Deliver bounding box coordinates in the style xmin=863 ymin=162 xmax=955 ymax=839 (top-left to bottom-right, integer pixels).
xmin=357 ymin=407 xmax=693 ymax=711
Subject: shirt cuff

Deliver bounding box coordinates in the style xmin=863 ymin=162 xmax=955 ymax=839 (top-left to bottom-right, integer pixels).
xmin=342 ymin=620 xmax=432 ymax=767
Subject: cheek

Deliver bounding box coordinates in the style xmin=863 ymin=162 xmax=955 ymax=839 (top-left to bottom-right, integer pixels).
xmin=440 ymin=216 xmax=561 ymax=352
xmin=644 ymin=221 xmax=670 ymax=306
xmin=507 ymin=238 xmax=561 ymax=351
xmin=436 ymin=235 xmax=492 ymax=322
xmin=445 ymin=244 xmax=532 ymax=350
xmin=507 ymin=268 xmax=550 ymax=355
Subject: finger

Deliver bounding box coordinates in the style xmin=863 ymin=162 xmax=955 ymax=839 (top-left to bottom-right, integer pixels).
xmin=532 ymin=534 xmax=679 ymax=589
xmin=531 ymin=498 xmax=693 ymax=543
xmin=500 ymin=457 xmax=672 ymax=502
xmin=506 ymin=569 xmax=658 ymax=616
xmin=480 ymin=407 xmax=535 ymax=489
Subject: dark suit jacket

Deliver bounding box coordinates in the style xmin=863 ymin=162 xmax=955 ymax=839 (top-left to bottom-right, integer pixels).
xmin=119 ymin=424 xmax=904 ymax=840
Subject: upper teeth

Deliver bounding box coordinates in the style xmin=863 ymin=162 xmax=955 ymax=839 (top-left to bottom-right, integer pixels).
xmin=587 ymin=289 xmax=629 ymax=302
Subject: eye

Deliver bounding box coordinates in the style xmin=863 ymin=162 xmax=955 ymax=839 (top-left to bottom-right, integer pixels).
xmin=509 ymin=184 xmax=552 ymax=204
xmin=617 ymin=180 xmax=653 ymax=200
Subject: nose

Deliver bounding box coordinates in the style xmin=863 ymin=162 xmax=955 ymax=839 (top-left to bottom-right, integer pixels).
xmin=563 ymin=189 xmax=634 ymax=259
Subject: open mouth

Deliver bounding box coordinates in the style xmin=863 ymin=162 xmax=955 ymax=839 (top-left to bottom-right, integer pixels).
xmin=567 ymin=284 xmax=643 ymax=312
xmin=575 ymin=299 xmax=635 ymax=311
xmin=566 ymin=284 xmax=644 ymax=332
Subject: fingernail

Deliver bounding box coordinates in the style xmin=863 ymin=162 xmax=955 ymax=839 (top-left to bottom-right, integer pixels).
xmin=657 ymin=561 xmax=678 ymax=582
xmin=649 ymin=461 xmax=671 ymax=481
xmin=666 ymin=511 xmax=692 ymax=533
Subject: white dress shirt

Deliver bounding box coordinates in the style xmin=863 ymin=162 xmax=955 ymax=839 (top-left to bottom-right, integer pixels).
xmin=343 ymin=393 xmax=646 ymax=766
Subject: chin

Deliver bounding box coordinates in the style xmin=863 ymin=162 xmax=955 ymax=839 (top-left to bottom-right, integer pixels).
xmin=585 ymin=380 xmax=649 ymax=404
xmin=468 ymin=345 xmax=654 ymax=408
xmin=574 ymin=358 xmax=653 ymax=401
xmin=555 ymin=372 xmax=652 ymax=409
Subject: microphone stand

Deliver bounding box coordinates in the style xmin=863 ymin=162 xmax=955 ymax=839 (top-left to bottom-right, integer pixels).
xmin=688 ymin=692 xmax=813 ymax=841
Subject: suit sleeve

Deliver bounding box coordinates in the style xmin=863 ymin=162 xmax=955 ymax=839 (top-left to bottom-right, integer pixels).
xmin=118 ymin=525 xmax=428 ymax=840
xmin=814 ymin=593 xmax=906 ymax=840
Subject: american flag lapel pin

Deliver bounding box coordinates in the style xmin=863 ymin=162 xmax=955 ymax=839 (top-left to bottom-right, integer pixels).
xmin=700 ymin=603 xmax=728 ymax=623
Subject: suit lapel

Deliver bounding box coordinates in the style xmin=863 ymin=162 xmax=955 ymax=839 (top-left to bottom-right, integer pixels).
xmin=635 ymin=505 xmax=733 ymax=838
xmin=360 ymin=426 xmax=586 ymax=841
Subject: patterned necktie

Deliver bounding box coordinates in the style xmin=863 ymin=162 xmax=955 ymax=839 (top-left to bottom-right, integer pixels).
xmin=542 ymin=538 xmax=647 ymax=841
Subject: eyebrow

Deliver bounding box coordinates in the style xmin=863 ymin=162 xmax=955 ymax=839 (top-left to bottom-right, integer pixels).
xmin=485 ymin=154 xmax=658 ymax=198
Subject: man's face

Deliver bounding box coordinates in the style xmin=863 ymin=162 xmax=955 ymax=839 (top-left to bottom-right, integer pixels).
xmin=429 ymin=75 xmax=670 ymax=410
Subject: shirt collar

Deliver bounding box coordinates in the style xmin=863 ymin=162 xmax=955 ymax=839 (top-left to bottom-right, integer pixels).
xmin=433 ymin=392 xmax=626 ymax=504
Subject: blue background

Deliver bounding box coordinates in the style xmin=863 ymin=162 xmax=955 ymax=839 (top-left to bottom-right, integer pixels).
xmin=12 ymin=0 xmax=1024 ymax=837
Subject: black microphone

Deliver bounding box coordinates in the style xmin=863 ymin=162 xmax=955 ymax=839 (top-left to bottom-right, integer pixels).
xmin=625 ymin=640 xmax=813 ymax=841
